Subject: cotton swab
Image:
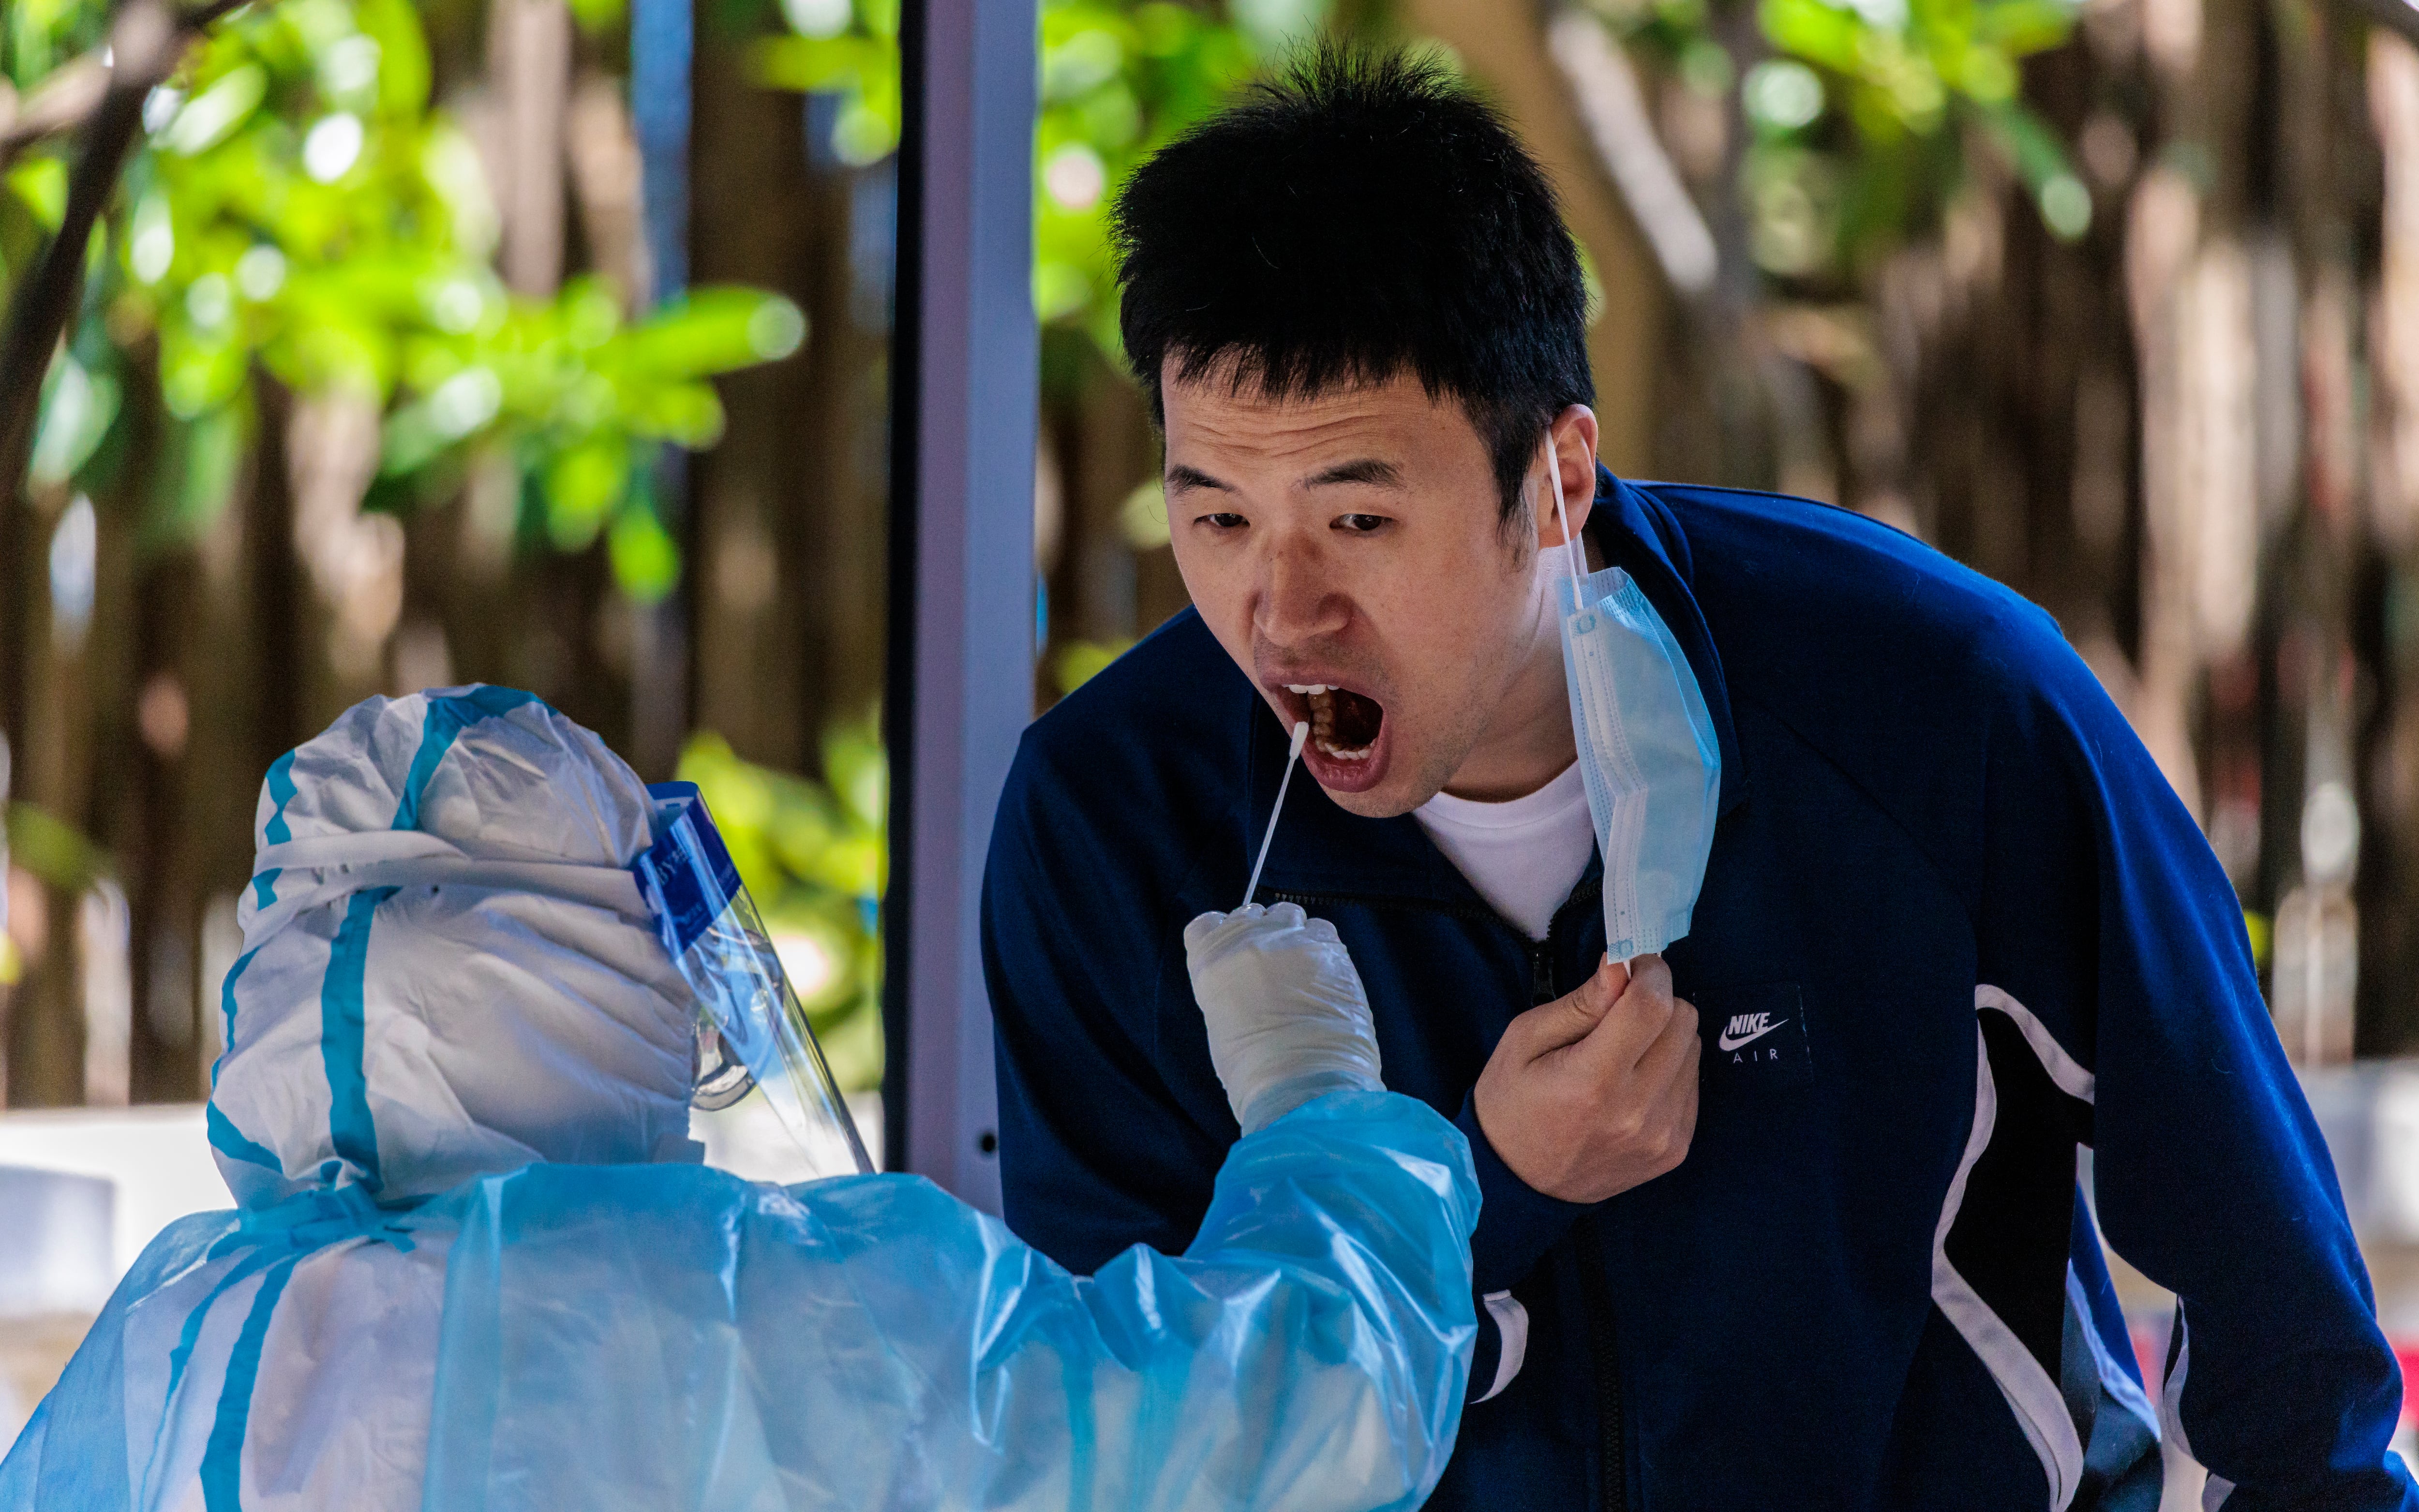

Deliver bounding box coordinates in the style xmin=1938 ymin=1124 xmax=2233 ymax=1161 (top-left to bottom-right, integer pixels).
xmin=1242 ymin=720 xmax=1311 ymax=908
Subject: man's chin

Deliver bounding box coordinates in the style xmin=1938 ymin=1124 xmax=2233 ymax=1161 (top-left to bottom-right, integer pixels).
xmin=1317 ymin=782 xmax=1424 ymax=819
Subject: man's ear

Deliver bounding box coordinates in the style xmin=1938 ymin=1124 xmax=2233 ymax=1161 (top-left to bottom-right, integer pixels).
xmin=1536 ymin=405 xmax=1600 ymax=551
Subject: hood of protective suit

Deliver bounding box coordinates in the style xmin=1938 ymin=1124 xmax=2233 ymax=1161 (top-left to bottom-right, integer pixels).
xmin=208 ymin=686 xmax=696 ymax=1209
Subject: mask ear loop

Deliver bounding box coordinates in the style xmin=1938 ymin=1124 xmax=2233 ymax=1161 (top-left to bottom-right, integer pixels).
xmin=1545 ymin=430 xmax=1585 ymax=587
xmin=1547 ymin=430 xmax=1639 ymax=975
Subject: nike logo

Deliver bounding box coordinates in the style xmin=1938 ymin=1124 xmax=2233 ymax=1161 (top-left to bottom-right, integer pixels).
xmin=1717 ymin=1012 xmax=1785 ymax=1052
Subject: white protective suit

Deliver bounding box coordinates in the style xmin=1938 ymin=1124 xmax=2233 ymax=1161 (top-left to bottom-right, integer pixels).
xmin=0 ymin=687 xmax=1478 ymax=1512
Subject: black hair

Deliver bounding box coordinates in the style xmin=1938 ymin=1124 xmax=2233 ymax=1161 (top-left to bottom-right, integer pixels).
xmin=1111 ymin=44 xmax=1595 ymax=526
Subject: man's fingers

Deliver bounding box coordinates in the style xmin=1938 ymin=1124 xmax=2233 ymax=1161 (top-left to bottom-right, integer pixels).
xmin=1567 ymin=954 xmax=1678 ymax=1074
xmin=1635 ymin=1020 xmax=1701 ymax=1176
xmin=1625 ymin=953 xmax=1674 ymax=1007
xmin=1585 ymin=955 xmax=1631 ymax=1014
xmin=1660 ymin=1049 xmax=1701 ymax=1171
xmin=1631 ymin=994 xmax=1699 ymax=1089
xmin=1505 ymin=955 xmax=1630 ymax=1058
xmin=1474 ymin=959 xmax=1703 ymax=1201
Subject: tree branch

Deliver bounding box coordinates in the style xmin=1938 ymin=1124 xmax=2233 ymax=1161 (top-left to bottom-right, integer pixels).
xmin=0 ymin=0 xmax=249 ymax=507
xmin=0 ymin=0 xmax=253 ymax=168
xmin=0 ymin=56 xmax=111 ymax=170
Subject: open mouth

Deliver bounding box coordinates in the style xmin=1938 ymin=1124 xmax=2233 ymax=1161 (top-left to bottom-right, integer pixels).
xmin=1285 ymin=683 xmax=1386 ymax=762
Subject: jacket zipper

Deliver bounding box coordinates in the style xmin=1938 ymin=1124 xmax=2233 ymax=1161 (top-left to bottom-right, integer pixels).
xmin=1582 ymin=1221 xmax=1627 ymax=1512
xmin=1272 ymin=879 xmax=1628 ymax=1512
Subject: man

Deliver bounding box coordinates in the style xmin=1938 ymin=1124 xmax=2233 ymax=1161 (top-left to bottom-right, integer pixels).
xmin=982 ymin=47 xmax=2418 ymax=1511
xmin=4 ymin=687 xmax=1478 ymax=1512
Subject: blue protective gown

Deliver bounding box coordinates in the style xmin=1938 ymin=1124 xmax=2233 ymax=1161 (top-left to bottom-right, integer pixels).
xmin=0 ymin=1091 xmax=1477 ymax=1512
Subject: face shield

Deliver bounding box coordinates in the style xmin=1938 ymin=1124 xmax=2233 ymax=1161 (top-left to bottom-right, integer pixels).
xmin=634 ymin=781 xmax=876 ymax=1180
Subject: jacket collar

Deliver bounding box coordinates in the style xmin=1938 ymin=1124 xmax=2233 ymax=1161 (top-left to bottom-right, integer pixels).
xmin=1246 ymin=466 xmax=1746 ymax=905
xmin=1593 ymin=469 xmax=1747 ymax=815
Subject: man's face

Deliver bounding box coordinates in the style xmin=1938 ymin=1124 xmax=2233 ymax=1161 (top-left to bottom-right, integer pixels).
xmin=1162 ymin=364 xmax=1573 ymax=817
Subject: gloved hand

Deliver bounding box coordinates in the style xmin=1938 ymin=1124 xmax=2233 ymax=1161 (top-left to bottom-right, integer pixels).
xmin=1184 ymin=902 xmax=1383 ymax=1134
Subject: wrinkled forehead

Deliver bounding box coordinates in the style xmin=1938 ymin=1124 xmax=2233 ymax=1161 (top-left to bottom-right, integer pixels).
xmin=1159 ymin=358 xmax=1487 ymax=483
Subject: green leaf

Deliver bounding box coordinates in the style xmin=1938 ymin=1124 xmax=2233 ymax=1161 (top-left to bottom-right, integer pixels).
xmin=543 ymin=438 xmax=629 ymax=549
xmin=624 ymin=380 xmax=726 ymax=446
xmin=1955 ymin=44 xmax=2017 ymax=103
xmin=144 ymin=404 xmax=249 ymax=550
xmin=6 ymin=802 xmax=111 ymax=892
xmin=268 ymin=311 xmax=395 ymax=398
xmin=1979 ymin=98 xmax=2076 ymax=191
xmin=158 ymin=320 xmax=249 ymax=418
xmin=162 ymin=63 xmax=268 ymax=155
xmin=821 ymin=723 xmax=888 ymax=836
xmin=1761 ymin=0 xmax=1865 ymax=74
xmin=567 ymin=0 xmax=629 ymax=32
xmin=1134 ymin=2 xmax=1203 ymax=55
xmin=1053 ymin=637 xmax=1134 ymax=695
xmin=831 ymin=96 xmax=900 ymax=163
xmin=7 ymin=156 xmax=68 ymax=232
xmin=1043 ymin=26 xmax=1127 ymax=101
xmin=354 ymin=0 xmax=433 ymax=114
xmin=1971 ymin=0 xmax=2076 ymax=55
xmin=608 ymin=501 xmax=680 ymax=601
xmin=1033 ymin=259 xmax=1090 ymax=321
xmin=621 ymin=288 xmax=808 ymax=376
xmin=30 ymin=355 xmax=120 ymax=489
xmin=751 ymin=32 xmax=895 ymax=92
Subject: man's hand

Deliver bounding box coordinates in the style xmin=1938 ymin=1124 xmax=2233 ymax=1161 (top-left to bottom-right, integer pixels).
xmin=1473 ymin=954 xmax=1700 ymax=1202
xmin=1184 ymin=903 xmax=1383 ymax=1133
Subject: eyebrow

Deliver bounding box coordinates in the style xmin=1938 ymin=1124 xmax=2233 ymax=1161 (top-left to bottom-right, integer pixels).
xmin=1164 ymin=463 xmax=1230 ymax=495
xmin=1303 ymin=458 xmax=1403 ymax=489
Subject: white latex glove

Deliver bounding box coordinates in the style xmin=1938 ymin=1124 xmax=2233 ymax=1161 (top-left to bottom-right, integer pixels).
xmin=1183 ymin=902 xmax=1383 ymax=1133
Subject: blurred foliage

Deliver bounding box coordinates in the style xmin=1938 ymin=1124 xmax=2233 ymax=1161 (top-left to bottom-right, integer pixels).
xmin=753 ymin=0 xmax=903 ymax=165
xmin=1030 ymin=3 xmax=1264 ymax=355
xmin=4 ymin=800 xmax=112 ymax=894
xmin=2 ymin=0 xmax=109 ymax=93
xmin=5 ymin=0 xmax=804 ymax=599
xmin=676 ymin=722 xmax=887 ymax=1092
xmin=1051 ymin=636 xmax=1135 ymax=696
xmin=1583 ymin=0 xmax=2086 ymax=282
xmin=755 ymin=0 xmax=1323 ymax=359
xmin=1 ymin=798 xmax=111 ymax=984
xmin=751 ymin=0 xmax=2085 ymax=307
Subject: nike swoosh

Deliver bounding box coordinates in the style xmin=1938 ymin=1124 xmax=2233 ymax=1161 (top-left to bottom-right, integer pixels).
xmin=1717 ymin=1020 xmax=1786 ymax=1052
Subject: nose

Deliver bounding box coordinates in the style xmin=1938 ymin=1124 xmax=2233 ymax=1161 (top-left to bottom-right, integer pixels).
xmin=1253 ymin=534 xmax=1351 ymax=650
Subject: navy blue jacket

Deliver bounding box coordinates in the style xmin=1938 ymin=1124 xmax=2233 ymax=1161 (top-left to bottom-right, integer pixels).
xmin=981 ymin=472 xmax=2418 ymax=1511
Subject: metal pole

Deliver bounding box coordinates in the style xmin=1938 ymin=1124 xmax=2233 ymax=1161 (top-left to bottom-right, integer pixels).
xmin=630 ymin=0 xmax=692 ymax=779
xmin=882 ymin=0 xmax=1037 ymax=1210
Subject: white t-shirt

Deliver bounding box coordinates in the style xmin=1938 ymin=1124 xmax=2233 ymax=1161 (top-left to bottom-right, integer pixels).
xmin=1412 ymin=761 xmax=1596 ymax=942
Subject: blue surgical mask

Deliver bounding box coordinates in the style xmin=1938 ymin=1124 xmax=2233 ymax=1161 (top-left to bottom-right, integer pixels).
xmin=1543 ymin=438 xmax=1721 ymax=962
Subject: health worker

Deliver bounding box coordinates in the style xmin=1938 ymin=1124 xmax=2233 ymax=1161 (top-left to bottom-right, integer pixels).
xmin=980 ymin=44 xmax=2419 ymax=1512
xmin=0 ymin=686 xmax=1478 ymax=1512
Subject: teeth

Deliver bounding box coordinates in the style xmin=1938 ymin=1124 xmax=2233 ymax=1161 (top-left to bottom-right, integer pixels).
xmin=1292 ymin=684 xmax=1369 ymax=762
